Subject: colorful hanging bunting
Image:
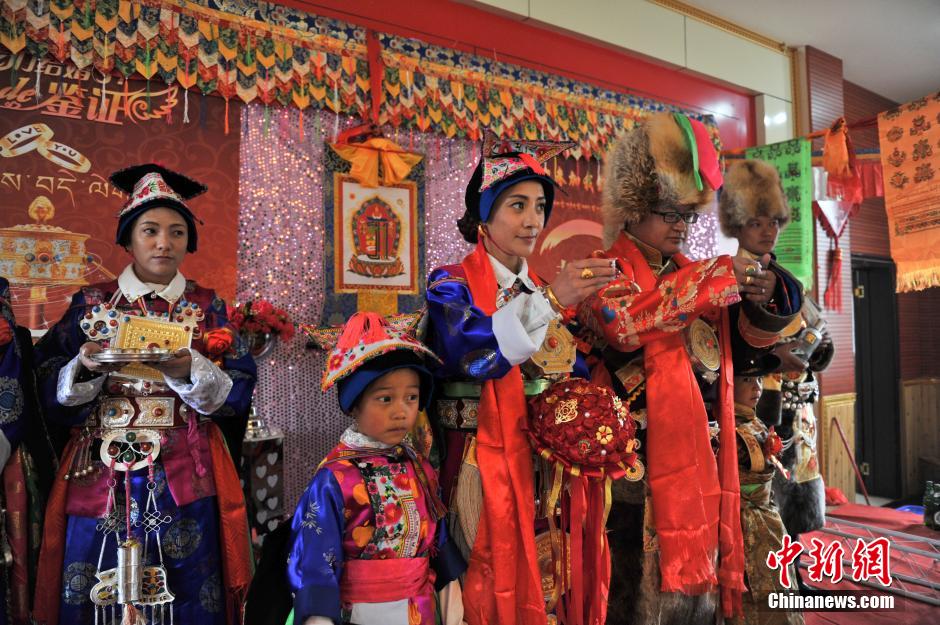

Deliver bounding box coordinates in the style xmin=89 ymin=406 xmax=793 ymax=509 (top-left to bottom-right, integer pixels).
xmin=0 ymin=0 xmax=722 ymax=156
xmin=878 ymin=92 xmax=940 ymax=293
xmin=0 ymin=0 xmax=371 ymax=115
xmin=745 ymin=138 xmax=814 ymax=291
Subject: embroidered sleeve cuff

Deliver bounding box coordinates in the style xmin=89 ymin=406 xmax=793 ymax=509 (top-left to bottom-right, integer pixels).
xmin=294 ymin=583 xmax=341 ymax=625
xmin=492 ymin=296 xmax=542 ymax=366
xmin=163 ymin=349 xmax=233 ymax=415
xmin=56 ymin=355 xmax=105 ymax=406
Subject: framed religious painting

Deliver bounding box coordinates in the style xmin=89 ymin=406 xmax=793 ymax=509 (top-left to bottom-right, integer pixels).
xmin=332 ymin=175 xmax=419 ymax=294
xmin=321 ymin=144 xmax=426 ymax=324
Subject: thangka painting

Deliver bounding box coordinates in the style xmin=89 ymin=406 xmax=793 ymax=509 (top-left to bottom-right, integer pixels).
xmin=321 ymin=145 xmax=426 ymax=324
xmin=333 ymin=176 xmax=418 ymax=293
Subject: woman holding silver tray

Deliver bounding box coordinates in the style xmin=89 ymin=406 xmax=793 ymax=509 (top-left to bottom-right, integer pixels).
xmin=31 ymin=164 xmax=256 ymax=625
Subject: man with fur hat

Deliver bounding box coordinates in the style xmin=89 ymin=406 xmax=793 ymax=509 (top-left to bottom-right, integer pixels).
xmin=719 ymin=160 xmax=835 ymax=596
xmin=576 ymin=113 xmax=773 ymax=624
xmin=719 ymin=159 xmax=805 ymax=364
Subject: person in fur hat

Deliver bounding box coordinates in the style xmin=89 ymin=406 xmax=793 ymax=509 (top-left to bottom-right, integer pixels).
xmin=576 ymin=112 xmax=773 ymax=625
xmin=719 ymin=159 xmax=835 ymax=595
xmin=719 ymin=159 xmax=805 ymax=362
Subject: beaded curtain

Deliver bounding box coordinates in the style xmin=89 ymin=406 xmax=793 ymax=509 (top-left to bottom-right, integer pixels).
xmin=238 ymin=103 xmax=476 ymax=505
xmin=238 ymin=103 xmax=720 ymax=506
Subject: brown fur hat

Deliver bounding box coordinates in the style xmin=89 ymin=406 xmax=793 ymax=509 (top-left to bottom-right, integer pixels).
xmin=718 ymin=159 xmax=790 ymax=237
xmin=601 ymin=113 xmax=715 ymax=247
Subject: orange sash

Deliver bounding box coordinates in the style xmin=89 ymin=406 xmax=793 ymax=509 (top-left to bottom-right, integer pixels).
xmin=460 ymin=242 xmax=547 ymax=625
xmin=207 ymin=423 xmax=253 ymax=625
xmin=606 ymin=236 xmax=745 ymax=616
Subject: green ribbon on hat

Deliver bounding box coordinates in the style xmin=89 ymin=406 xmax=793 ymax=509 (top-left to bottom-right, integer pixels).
xmin=673 ymin=113 xmax=704 ymax=192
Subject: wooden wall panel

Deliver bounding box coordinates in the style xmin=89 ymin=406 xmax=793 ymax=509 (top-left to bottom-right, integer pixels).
xmin=900 ymin=379 xmax=940 ymax=495
xmin=805 ymin=47 xmax=855 ymax=396
xmin=898 ymin=289 xmax=940 ymax=380
xmin=850 ymin=199 xmax=891 ymax=258
xmin=819 ymin=393 xmax=857 ymax=500
xmin=843 ymin=81 xmax=894 ymax=149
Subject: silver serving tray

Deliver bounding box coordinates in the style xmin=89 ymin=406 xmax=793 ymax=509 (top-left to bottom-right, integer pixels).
xmin=89 ymin=348 xmax=174 ymax=364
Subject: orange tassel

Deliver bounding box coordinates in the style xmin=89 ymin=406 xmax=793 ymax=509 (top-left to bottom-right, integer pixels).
xmin=224 ymin=98 xmax=229 ymax=135
xmin=823 ymin=118 xmax=851 ymax=178
xmin=335 ymin=312 xmax=390 ymax=351
xmin=123 ymin=76 xmax=130 ymax=116
xmin=518 ymin=152 xmax=546 ymax=175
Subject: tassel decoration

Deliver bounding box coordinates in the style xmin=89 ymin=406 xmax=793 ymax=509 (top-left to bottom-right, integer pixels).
xmin=332 ymin=78 xmax=340 ymax=141
xmin=824 ymin=245 xmax=843 ymax=312
xmin=335 ymin=312 xmax=390 ymax=350
xmin=120 ymin=603 xmax=146 ymax=625
xmin=35 ymin=58 xmax=41 ymax=103
xmin=123 ymin=75 xmax=130 ymax=116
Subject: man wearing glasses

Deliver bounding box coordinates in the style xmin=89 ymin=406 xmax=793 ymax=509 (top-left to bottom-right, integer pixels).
xmin=576 ymin=113 xmax=773 ymax=625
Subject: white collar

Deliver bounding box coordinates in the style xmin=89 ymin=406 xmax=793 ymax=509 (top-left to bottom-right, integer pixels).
xmin=340 ymin=424 xmax=416 ymax=452
xmin=487 ymin=253 xmax=538 ymax=292
xmin=118 ymin=265 xmax=187 ymax=304
xmin=340 ymin=425 xmax=394 ymax=450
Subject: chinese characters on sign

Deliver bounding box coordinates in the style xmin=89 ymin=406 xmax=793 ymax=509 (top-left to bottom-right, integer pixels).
xmin=766 ymin=536 xmax=892 ymax=588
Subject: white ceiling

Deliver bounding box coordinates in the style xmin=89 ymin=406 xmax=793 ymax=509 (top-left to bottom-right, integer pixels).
xmin=687 ymin=0 xmax=940 ymax=104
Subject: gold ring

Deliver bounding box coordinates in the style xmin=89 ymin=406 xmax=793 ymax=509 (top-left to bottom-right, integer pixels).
xmin=744 ymin=264 xmax=758 ymax=276
xmin=744 ymin=274 xmax=753 ymax=285
xmin=36 ymin=140 xmax=91 ymax=173
xmin=0 ymin=123 xmax=53 ymax=157
xmin=581 ymin=268 xmax=595 ymax=280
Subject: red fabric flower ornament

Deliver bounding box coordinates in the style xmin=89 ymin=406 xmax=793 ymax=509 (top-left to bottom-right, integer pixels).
xmin=527 ymin=379 xmax=638 ymax=477
xmin=228 ymin=299 xmax=295 ymax=343
xmin=764 ymin=427 xmax=783 ymax=459
xmin=203 ymin=327 xmax=234 ymax=358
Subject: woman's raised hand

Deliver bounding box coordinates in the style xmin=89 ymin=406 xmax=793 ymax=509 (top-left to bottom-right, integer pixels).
xmin=549 ymin=258 xmax=618 ymax=309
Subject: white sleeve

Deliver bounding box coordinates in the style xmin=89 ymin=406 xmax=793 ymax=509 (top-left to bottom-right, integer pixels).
xmin=56 ymin=354 xmax=106 ymax=406
xmin=491 ymin=291 xmax=556 ymax=366
xmin=163 ymin=349 xmax=233 ymax=415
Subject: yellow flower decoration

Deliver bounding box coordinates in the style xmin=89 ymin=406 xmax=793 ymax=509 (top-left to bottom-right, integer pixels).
xmin=595 ymin=425 xmax=613 ymax=445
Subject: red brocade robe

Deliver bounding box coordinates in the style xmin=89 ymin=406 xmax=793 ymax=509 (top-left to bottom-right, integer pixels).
xmin=577 ymin=233 xmax=747 ymax=617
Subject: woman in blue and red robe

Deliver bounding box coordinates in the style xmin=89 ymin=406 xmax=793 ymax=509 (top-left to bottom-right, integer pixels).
xmin=32 ymin=164 xmax=255 ymax=625
xmin=425 ymin=135 xmax=615 ymax=625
